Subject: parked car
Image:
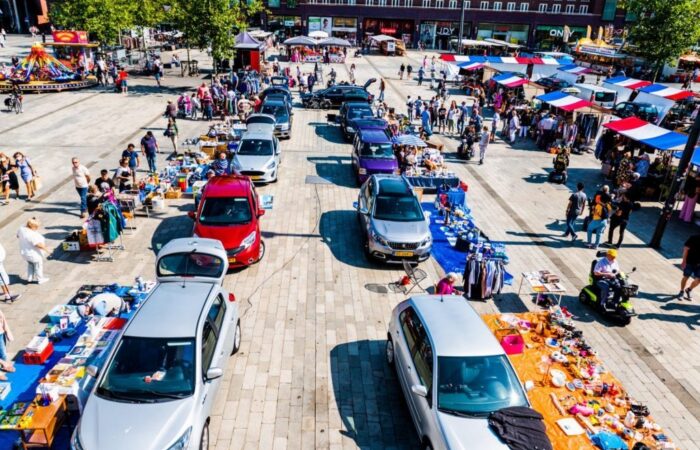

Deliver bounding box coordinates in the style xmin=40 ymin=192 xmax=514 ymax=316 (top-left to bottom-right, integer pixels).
xmin=259 ymin=87 xmax=292 ymax=108
xmin=535 ymin=76 xmax=572 ymax=91
xmin=301 ymin=80 xmax=375 ymax=109
xmin=356 ymin=175 xmax=431 ymax=262
xmin=613 ymin=101 xmax=660 ymax=123
xmin=260 ymin=99 xmax=293 ymax=138
xmin=231 ymin=130 xmax=281 ymax=183
xmin=71 ymin=238 xmax=241 ymax=450
xmin=245 ymin=113 xmax=276 ymax=135
xmin=352 ymin=127 xmax=399 ymax=183
xmin=188 ymin=175 xmax=266 ymax=268
xmin=386 ymin=295 xmax=529 ymax=450
xmin=339 ymin=101 xmax=374 ymax=140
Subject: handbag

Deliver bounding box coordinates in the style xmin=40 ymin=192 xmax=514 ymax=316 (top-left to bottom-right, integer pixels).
xmin=30 ymin=175 xmax=42 ymax=192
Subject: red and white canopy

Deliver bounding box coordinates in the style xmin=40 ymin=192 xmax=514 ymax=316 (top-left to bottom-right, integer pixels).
xmin=457 ymin=62 xmax=486 ymax=71
xmin=604 ymin=77 xmax=652 ymax=90
xmin=492 ymin=73 xmax=528 ymax=88
xmin=603 ymin=117 xmax=688 ymax=151
xmin=536 ymin=91 xmax=592 ymax=111
xmin=638 ymin=84 xmax=695 ymax=101
xmin=557 ymin=64 xmax=592 ymax=74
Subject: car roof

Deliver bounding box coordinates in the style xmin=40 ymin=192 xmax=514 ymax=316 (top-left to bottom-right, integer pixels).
xmin=126 ymin=282 xmax=214 ymax=338
xmin=410 ymin=295 xmax=505 ymax=357
xmin=376 ymin=176 xmax=411 ymax=196
xmin=345 ymin=102 xmax=372 ymax=108
xmin=261 ymin=99 xmax=286 ymax=106
xmin=358 ymin=128 xmax=391 ymax=144
xmin=242 ymin=131 xmax=274 ymax=140
xmin=203 ymin=175 xmax=252 ymax=197
xmin=354 ymin=118 xmax=388 ymax=129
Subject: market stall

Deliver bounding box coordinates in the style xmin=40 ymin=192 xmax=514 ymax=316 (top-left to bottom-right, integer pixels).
xmin=233 ymin=32 xmax=266 ymax=71
xmin=633 ymin=83 xmax=696 ymax=124
xmin=602 ymin=76 xmax=652 ymax=104
xmin=440 ymin=54 xmax=565 ymax=81
xmin=537 ymin=91 xmax=593 ymax=112
xmin=603 ymin=117 xmax=688 ymax=151
xmin=283 ymin=36 xmax=320 ymax=63
xmin=45 ymin=30 xmax=99 ymax=73
xmin=482 ymin=309 xmax=677 ymax=450
xmin=369 ymin=34 xmax=404 ymax=56
xmin=317 ymin=37 xmax=351 ymax=63
xmin=555 ymin=64 xmax=594 ymax=86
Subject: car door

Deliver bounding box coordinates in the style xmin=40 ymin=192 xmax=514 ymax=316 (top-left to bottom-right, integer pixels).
xmin=352 ymin=134 xmax=360 ymax=170
xmin=326 ymin=87 xmax=343 ymax=105
xmin=395 ymin=306 xmax=422 ymax=431
xmin=200 ymin=311 xmax=222 ymax=417
xmin=410 ymin=331 xmax=438 ymax=445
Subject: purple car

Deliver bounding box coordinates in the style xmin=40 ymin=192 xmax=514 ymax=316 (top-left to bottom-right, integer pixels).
xmin=352 ymin=128 xmax=399 ymax=184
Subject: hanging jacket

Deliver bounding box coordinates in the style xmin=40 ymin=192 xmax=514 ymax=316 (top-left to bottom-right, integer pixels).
xmin=100 ymin=201 xmax=124 ymax=243
xmin=488 ymin=407 xmax=553 ymax=450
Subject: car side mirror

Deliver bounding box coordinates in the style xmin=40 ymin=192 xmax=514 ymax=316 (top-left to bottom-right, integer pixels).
xmin=411 ymin=384 xmax=428 ymax=397
xmin=257 ymin=209 xmax=266 ymax=217
xmin=206 ymin=367 xmax=223 ymax=381
xmin=187 ymin=211 xmax=196 ymax=220
xmin=87 ymin=365 xmax=99 ymax=378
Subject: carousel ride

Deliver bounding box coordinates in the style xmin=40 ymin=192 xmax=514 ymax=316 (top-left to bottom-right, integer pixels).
xmin=0 ymin=43 xmax=97 ymax=92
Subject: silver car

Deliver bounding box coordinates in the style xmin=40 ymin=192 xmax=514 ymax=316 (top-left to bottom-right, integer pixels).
xmin=387 ymin=295 xmax=529 ymax=450
xmin=356 ymin=175 xmax=431 ymax=262
xmin=232 ymin=131 xmax=281 ymax=183
xmin=71 ymin=238 xmax=241 ymax=450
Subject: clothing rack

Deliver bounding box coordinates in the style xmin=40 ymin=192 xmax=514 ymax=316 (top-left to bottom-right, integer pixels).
xmin=463 ymin=253 xmax=507 ymax=300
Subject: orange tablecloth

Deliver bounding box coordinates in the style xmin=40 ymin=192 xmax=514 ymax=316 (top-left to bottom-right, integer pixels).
xmin=482 ymin=312 xmax=676 ymax=450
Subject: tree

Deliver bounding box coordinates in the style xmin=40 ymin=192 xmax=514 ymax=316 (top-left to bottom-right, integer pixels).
xmin=50 ymin=0 xmax=133 ymax=45
xmin=624 ymin=0 xmax=700 ymax=78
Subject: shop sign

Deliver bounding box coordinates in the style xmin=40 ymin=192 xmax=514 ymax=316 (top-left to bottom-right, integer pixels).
xmin=381 ymin=27 xmax=397 ymax=34
xmin=387 ymin=41 xmax=396 ymax=52
xmin=53 ymin=30 xmax=89 ymax=44
xmin=581 ymin=45 xmax=617 ymax=56
xmin=284 ymin=19 xmax=296 ymax=27
xmin=436 ymin=27 xmax=455 ymax=36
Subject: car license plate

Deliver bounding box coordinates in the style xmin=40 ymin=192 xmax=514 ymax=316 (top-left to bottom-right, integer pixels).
xmin=395 ymin=251 xmax=414 ymax=257
xmin=251 ymin=176 xmax=262 ymax=181
xmin=228 ymin=257 xmax=237 ymax=263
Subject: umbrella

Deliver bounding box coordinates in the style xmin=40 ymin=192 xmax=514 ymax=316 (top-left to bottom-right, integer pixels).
xmin=309 ymin=30 xmax=329 ymax=39
xmin=283 ymin=36 xmax=317 ymax=46
xmin=318 ymin=37 xmax=352 ymax=47
xmin=392 ymin=134 xmax=427 ymax=147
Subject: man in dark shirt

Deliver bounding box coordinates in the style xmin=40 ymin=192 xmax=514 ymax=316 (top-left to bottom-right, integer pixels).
xmin=140 ymin=131 xmax=159 ymax=173
xmin=564 ymin=182 xmax=587 ymax=241
xmin=121 ymin=144 xmax=139 ymax=184
xmin=681 ymin=234 xmax=700 ymax=300
xmin=96 ymin=169 xmax=115 ymax=193
xmin=606 ymin=192 xmax=632 ymax=248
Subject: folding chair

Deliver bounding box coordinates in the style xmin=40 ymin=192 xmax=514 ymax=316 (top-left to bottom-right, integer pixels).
xmin=401 ymin=259 xmax=429 ymax=295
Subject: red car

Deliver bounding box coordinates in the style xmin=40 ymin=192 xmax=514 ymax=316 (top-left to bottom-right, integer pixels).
xmin=188 ymin=175 xmax=265 ymax=269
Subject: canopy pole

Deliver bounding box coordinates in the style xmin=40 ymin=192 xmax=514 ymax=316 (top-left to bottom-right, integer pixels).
xmin=458 ymin=0 xmax=466 ymax=55
xmin=650 ymin=113 xmax=700 ymax=248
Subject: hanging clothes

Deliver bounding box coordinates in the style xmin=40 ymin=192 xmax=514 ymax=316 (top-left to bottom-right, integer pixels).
xmin=463 ymin=256 xmax=506 ymax=300
xmin=99 ymin=201 xmax=124 ymax=243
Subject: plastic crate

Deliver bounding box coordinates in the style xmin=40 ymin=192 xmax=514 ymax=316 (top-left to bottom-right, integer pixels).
xmin=23 ymin=342 xmax=54 ymax=365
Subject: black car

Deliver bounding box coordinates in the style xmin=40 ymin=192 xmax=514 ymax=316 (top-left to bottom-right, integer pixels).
xmin=339 ymin=102 xmax=375 ymax=139
xmin=301 ymin=79 xmax=376 ymax=109
xmin=536 ymin=76 xmax=572 ymax=91
xmin=613 ymin=102 xmax=659 ymax=123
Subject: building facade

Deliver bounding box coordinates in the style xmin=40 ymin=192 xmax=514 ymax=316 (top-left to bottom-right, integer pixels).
xmin=264 ymin=0 xmax=630 ymax=49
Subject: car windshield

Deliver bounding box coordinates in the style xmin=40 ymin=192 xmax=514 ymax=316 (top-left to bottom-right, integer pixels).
xmin=373 ymin=195 xmax=424 ymax=221
xmin=640 ymin=105 xmax=657 ymax=114
xmin=595 ymin=92 xmax=616 ymax=103
xmin=348 ymin=108 xmax=372 ymax=120
xmin=361 ymin=143 xmax=394 ymax=158
xmin=261 ymin=104 xmax=289 ymax=120
xmin=157 ymin=252 xmax=225 ymax=278
xmin=238 ymin=139 xmax=274 ymax=156
xmin=437 ymin=355 xmax=528 ymax=416
xmin=200 ymin=197 xmax=252 ymax=225
xmin=97 ymin=337 xmax=195 ymax=403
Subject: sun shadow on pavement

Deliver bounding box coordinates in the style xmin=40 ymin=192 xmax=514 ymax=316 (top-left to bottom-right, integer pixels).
xmin=330 ymin=340 xmax=419 ymax=449
xmin=307 ymin=156 xmax=357 ymax=188
xmin=637 ymin=301 xmax=700 ymax=330
xmin=319 ymin=210 xmax=389 ymax=270
xmin=307 ymin=122 xmax=347 ymax=144
xmin=150 ymin=214 xmax=193 ymax=254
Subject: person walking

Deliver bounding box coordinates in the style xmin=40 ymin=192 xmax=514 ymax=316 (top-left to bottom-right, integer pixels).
xmin=140 ymin=131 xmax=159 ymax=173
xmin=509 ymin=111 xmax=520 ymax=143
xmin=121 ymin=144 xmax=139 ymax=184
xmin=165 ymin=117 xmax=179 ymax=154
xmin=680 ymin=234 xmax=700 ymax=300
xmin=586 ymin=196 xmax=610 ymax=249
xmin=378 ymin=78 xmax=386 ymax=102
xmin=399 ymin=63 xmax=405 ymax=80
xmin=564 ymin=182 xmax=587 ymax=241
xmin=153 ymin=57 xmax=163 ymax=87
xmin=490 ymin=110 xmax=500 ymax=141
xmin=17 ymin=218 xmax=49 ymax=284
xmin=406 ymin=64 xmax=413 ymax=80
xmin=421 ymin=106 xmax=432 ymax=137
xmin=0 ymin=153 xmax=20 ymax=205
xmin=478 ymin=126 xmax=489 ymax=165
xmin=71 ymin=157 xmax=91 ymax=218
xmin=13 ymin=152 xmax=36 ymax=201
xmin=0 ymin=241 xmax=20 ymax=302
xmin=606 ymin=192 xmax=632 ymax=248
xmin=417 ymin=66 xmax=425 ymax=86
xmin=406 ymin=95 xmax=413 ymax=119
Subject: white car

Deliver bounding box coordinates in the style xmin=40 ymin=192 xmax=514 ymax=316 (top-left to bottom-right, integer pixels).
xmin=232 ymin=131 xmax=281 ymax=183
xmin=71 ymin=238 xmax=241 ymax=450
xmin=386 ymin=295 xmax=529 ymax=450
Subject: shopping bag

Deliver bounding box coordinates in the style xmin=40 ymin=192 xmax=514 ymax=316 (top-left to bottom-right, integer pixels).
xmin=31 ymin=176 xmax=42 ymax=192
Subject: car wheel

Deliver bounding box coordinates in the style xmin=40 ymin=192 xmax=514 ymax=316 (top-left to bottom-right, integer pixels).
xmin=254 ymin=240 xmax=266 ymax=264
xmin=200 ymin=422 xmax=209 ymax=450
xmin=231 ymin=320 xmax=241 ymax=355
xmin=385 ymin=337 xmax=395 ymax=367
xmin=321 ymin=100 xmax=332 ymax=110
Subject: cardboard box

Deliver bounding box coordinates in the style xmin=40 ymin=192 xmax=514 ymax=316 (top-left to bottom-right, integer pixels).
xmin=62 ymin=241 xmax=80 ymax=252
xmin=165 ymin=188 xmax=182 ymax=199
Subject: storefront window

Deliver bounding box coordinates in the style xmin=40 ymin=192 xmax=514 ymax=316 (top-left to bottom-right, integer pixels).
xmin=332 ymin=17 xmax=358 ymax=44
xmin=476 ymin=23 xmax=529 ymax=45
xmin=268 ymin=15 xmax=302 ymax=39
xmin=419 ymin=21 xmax=466 ymax=50
xmin=533 ymin=25 xmax=585 ymax=50
xmin=363 ymin=18 xmax=414 ymax=42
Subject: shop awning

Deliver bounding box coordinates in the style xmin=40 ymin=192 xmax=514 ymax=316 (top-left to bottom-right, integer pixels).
xmin=637 ymin=83 xmax=695 ymax=101
xmin=536 ymin=91 xmax=592 ymax=111
xmin=234 ymin=32 xmax=265 ymax=50
xmin=370 ymin=34 xmax=397 ymax=42
xmin=318 ymin=37 xmax=352 ymax=47
xmin=603 ymin=117 xmax=688 ymax=150
xmin=492 ymin=73 xmax=528 ymax=87
xmin=485 ymin=38 xmax=522 ymax=49
xmin=392 ymin=134 xmax=427 ymax=147
xmin=440 ymin=54 xmax=564 ymax=65
xmin=672 ymin=147 xmax=700 ymax=166
xmin=603 ymin=76 xmax=651 ymax=90
xmin=557 ymin=64 xmax=592 ymax=74
xmin=457 ymin=62 xmax=485 ymax=71
xmin=283 ymin=36 xmax=317 ymax=46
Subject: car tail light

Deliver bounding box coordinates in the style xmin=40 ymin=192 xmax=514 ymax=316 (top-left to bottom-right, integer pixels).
xmin=228 ymin=293 xmax=236 ymax=302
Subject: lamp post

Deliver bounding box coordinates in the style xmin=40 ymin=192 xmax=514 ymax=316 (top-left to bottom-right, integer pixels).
xmin=457 ymin=0 xmax=466 ymax=54
xmin=650 ymin=112 xmax=700 ymax=248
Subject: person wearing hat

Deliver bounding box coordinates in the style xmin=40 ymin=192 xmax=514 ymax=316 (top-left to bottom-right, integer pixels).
xmin=594 ymin=248 xmax=620 ymax=310
xmin=436 ymin=273 xmax=461 ymax=295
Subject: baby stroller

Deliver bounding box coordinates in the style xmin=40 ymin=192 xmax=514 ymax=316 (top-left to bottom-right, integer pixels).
xmin=458 ymin=128 xmax=476 ymax=160
xmin=549 ymin=147 xmax=570 ymax=184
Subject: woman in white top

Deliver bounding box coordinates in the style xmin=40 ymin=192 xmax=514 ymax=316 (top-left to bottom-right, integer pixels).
xmin=16 ymin=218 xmax=50 ymax=284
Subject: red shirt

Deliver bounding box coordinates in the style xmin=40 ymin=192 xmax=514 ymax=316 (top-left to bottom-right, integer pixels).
xmin=118 ymin=70 xmax=128 ymax=80
xmin=436 ymin=279 xmax=456 ymax=295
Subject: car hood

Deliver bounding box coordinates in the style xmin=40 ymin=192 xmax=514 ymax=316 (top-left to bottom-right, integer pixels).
xmin=79 ymin=395 xmax=195 ymax=450
xmin=194 ymin=219 xmax=255 ymax=250
xmin=437 ymin=411 xmax=510 ymax=450
xmin=372 ymin=218 xmax=429 ymax=242
xmin=235 ymin=154 xmax=276 ymax=171
xmin=359 ymin=157 xmax=397 ymax=170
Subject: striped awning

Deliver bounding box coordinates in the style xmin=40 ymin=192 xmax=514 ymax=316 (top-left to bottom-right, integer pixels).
xmin=456 ymin=62 xmax=486 ymax=71
xmin=637 ymin=83 xmax=695 ymax=101
xmin=604 ymin=76 xmax=652 ymax=90
xmin=557 ymin=64 xmax=592 ymax=74
xmin=603 ymin=117 xmax=688 ymax=150
xmin=536 ymin=91 xmax=593 ymax=111
xmin=493 ymin=73 xmax=528 ymax=88
xmin=440 ymin=54 xmax=565 ymax=65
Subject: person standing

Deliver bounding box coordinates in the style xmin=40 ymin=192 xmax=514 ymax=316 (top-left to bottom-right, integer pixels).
xmin=406 ymin=64 xmax=413 ymax=80
xmin=417 ymin=66 xmax=425 ymax=86
xmin=121 ymin=144 xmax=139 ymax=184
xmin=0 ymin=241 xmax=20 ymax=302
xmin=606 ymin=192 xmax=632 ymax=248
xmin=165 ymin=117 xmax=179 ymax=154
xmin=17 ymin=218 xmax=49 ymax=284
xmin=586 ymin=196 xmax=609 ymax=249
xmin=406 ymin=95 xmax=413 ymax=119
xmin=509 ymin=111 xmax=520 ymax=143
xmin=153 ymin=57 xmax=163 ymax=87
xmin=378 ymin=78 xmax=386 ymax=102
xmin=421 ymin=106 xmax=432 ymax=137
xmin=0 ymin=309 xmax=15 ymax=374
xmin=71 ymin=157 xmax=91 ymax=218
xmin=0 ymin=153 xmax=20 ymax=205
xmin=680 ymin=174 xmax=700 ymax=223
xmin=564 ymin=183 xmax=587 ymax=241
xmin=140 ymin=131 xmax=159 ymax=173
xmin=13 ymin=152 xmax=35 ymax=201
xmin=118 ymin=67 xmax=128 ymax=94
xmin=399 ymin=63 xmax=405 ymax=80
xmin=490 ymin=110 xmax=500 ymax=141
xmin=114 ymin=158 xmax=134 ymax=192
xmin=478 ymin=126 xmax=489 ymax=165
xmin=680 ymin=234 xmax=700 ymax=300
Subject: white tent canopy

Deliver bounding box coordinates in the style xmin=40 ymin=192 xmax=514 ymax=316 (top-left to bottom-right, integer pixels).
xmin=370 ymin=34 xmax=398 ymax=43
xmin=308 ymin=30 xmax=328 ymax=39
xmin=485 ymin=38 xmax=522 ymax=49
xmin=451 ymin=38 xmax=500 ymax=47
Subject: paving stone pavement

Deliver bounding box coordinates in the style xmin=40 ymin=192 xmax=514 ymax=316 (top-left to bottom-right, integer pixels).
xmin=0 ymin=35 xmax=699 ymax=449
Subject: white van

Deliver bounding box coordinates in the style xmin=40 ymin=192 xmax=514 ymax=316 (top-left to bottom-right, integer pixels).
xmin=572 ymin=83 xmax=617 ymax=109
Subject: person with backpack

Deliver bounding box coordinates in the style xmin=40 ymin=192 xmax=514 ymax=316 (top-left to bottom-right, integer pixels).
xmin=587 ymin=196 xmax=611 ymax=249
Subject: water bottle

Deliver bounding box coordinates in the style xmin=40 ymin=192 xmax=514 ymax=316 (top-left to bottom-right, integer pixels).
xmin=136 ymin=276 xmax=145 ymax=292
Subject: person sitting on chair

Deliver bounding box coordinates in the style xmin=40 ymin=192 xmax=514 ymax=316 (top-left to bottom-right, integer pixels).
xmin=593 ymin=249 xmax=621 ymax=310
